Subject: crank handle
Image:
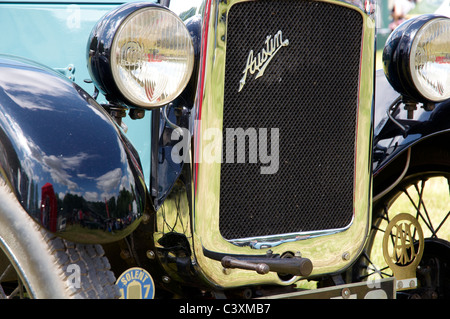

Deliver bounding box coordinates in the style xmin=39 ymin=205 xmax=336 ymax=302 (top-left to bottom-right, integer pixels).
xmin=221 ymin=256 xmax=270 ymax=275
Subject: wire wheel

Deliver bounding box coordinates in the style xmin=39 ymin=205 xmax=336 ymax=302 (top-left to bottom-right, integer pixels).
xmin=358 ymin=172 xmax=450 ymax=299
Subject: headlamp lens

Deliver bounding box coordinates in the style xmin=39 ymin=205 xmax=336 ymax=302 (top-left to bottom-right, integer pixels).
xmin=410 ymin=18 xmax=450 ymax=102
xmin=111 ymin=7 xmax=194 ymax=108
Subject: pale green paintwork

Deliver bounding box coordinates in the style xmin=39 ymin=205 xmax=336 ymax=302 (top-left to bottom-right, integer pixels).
xmin=0 ymin=1 xmax=154 ymax=187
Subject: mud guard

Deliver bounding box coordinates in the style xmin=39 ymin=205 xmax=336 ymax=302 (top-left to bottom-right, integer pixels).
xmin=0 ymin=55 xmax=147 ymax=244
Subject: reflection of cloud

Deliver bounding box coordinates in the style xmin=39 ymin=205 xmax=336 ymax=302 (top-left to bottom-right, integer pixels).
xmin=0 ymin=64 xmax=88 ymax=190
xmin=44 ymin=156 xmax=77 ymax=190
xmin=83 ymin=165 xmax=132 ymax=202
xmin=61 ymin=152 xmax=91 ymax=167
xmin=96 ymin=167 xmax=122 ymax=199
xmin=77 ymin=173 xmax=94 ymax=179
xmin=85 ymin=102 xmax=116 ymax=126
xmin=4 ymin=91 xmax=55 ymax=112
xmin=117 ymin=135 xmax=128 ymax=165
xmin=1 ymin=104 xmax=102 ymax=194
xmin=0 ymin=63 xmax=138 ymax=204
xmin=42 ymin=153 xmax=90 ymax=191
xmin=3 ymin=108 xmax=129 ymax=200
xmin=84 ymin=191 xmax=99 ymax=202
xmin=0 ymin=65 xmax=72 ymax=111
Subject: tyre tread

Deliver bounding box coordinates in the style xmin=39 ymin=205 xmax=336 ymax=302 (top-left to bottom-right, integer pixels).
xmin=40 ymin=228 xmax=120 ymax=299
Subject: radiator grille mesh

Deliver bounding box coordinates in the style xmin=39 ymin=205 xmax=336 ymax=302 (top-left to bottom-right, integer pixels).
xmin=219 ymin=0 xmax=363 ymax=239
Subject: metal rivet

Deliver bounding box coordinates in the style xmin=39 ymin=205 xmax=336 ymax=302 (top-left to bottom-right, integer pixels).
xmin=342 ymin=252 xmax=350 ymax=261
xmin=222 ymin=267 xmax=231 ymax=275
xmin=146 ymin=250 xmax=155 ymax=260
xmin=342 ymin=288 xmax=351 ymax=299
xmin=162 ymin=276 xmax=171 ymax=284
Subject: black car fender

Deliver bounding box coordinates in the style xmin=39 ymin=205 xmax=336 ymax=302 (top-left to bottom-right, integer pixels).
xmin=0 ymin=55 xmax=147 ymax=244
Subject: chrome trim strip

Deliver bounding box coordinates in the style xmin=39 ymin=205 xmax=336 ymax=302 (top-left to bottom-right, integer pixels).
xmin=229 ymin=217 xmax=355 ymax=249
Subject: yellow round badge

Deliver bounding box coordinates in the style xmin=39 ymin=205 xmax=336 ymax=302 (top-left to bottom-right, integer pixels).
xmin=116 ymin=267 xmax=155 ymax=299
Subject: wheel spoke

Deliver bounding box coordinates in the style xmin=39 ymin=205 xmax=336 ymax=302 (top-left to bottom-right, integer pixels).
xmin=0 ymin=261 xmax=28 ymax=299
xmin=434 ymin=211 xmax=450 ymax=237
xmin=8 ymin=286 xmax=20 ymax=299
xmin=365 ymin=265 xmax=392 ymax=279
xmin=382 ymin=205 xmax=390 ymax=223
xmin=372 ymin=225 xmax=385 ymax=233
xmin=0 ymin=264 xmax=10 ymax=299
xmin=0 ymin=282 xmax=7 ymax=299
xmin=359 ymin=251 xmax=393 ymax=281
xmin=403 ymin=187 xmax=434 ymax=234
xmin=0 ymin=264 xmax=13 ymax=299
xmin=414 ymin=180 xmax=437 ymax=236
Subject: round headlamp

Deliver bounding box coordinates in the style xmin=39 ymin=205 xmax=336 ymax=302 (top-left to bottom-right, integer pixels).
xmin=87 ymin=2 xmax=194 ymax=108
xmin=383 ymin=14 xmax=450 ymax=103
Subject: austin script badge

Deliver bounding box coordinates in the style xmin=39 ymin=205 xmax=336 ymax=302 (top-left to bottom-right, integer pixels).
xmin=238 ymin=30 xmax=289 ymax=92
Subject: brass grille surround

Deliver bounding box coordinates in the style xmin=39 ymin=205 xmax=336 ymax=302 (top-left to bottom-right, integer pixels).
xmin=219 ymin=0 xmax=363 ymax=240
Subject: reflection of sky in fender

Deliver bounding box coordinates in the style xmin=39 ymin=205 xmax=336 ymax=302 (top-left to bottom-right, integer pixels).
xmin=0 ymin=61 xmax=137 ymax=211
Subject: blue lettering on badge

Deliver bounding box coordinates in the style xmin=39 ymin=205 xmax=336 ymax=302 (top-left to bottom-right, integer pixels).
xmin=116 ymin=267 xmax=155 ymax=299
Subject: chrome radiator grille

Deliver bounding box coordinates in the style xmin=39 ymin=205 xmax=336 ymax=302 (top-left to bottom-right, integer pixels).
xmin=219 ymin=0 xmax=363 ymax=240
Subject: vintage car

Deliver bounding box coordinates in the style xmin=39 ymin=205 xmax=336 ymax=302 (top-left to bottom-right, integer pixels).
xmin=0 ymin=0 xmax=448 ymax=299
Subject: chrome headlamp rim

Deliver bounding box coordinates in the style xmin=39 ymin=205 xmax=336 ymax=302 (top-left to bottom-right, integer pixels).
xmin=87 ymin=2 xmax=194 ymax=109
xmin=383 ymin=14 xmax=450 ymax=103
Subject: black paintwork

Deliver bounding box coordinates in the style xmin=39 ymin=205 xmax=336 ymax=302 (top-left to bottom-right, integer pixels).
xmin=0 ymin=55 xmax=146 ymax=243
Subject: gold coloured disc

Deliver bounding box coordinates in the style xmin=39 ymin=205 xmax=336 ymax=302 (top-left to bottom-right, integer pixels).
xmin=382 ymin=213 xmax=424 ymax=284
